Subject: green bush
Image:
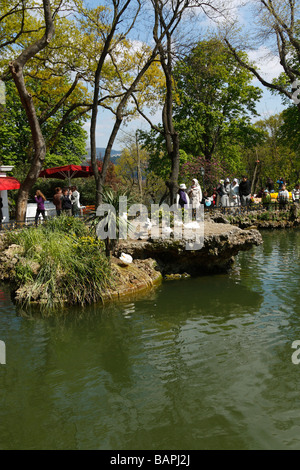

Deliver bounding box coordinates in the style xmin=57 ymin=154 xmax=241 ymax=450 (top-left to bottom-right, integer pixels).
xmin=42 ymin=214 xmax=89 ymax=237
xmin=257 ymin=212 xmax=271 ymax=221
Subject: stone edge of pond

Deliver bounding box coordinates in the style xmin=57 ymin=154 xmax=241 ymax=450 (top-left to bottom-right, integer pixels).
xmin=209 ymin=206 xmax=300 ymax=230
xmin=115 ymin=222 xmax=263 ymax=277
xmin=0 ymin=222 xmax=262 ymax=309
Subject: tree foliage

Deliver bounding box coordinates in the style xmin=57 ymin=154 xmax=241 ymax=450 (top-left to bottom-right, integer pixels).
xmin=0 ymin=79 xmax=88 ymax=169
xmin=250 ymin=112 xmax=300 ymax=189
xmin=173 ymin=39 xmax=263 ymax=163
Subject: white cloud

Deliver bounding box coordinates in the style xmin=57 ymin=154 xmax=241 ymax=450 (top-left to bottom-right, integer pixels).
xmin=247 ymin=46 xmax=283 ymax=81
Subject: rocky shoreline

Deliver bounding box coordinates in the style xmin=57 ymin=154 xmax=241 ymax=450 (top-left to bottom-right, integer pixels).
xmin=110 ymin=206 xmax=300 ymax=298
xmin=1 ymin=205 xmax=299 ymax=308
xmin=209 ymin=204 xmax=300 ymax=230
xmin=0 ymin=221 xmax=263 ymax=307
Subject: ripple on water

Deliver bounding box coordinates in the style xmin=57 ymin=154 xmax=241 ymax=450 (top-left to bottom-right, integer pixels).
xmin=1 ymin=231 xmax=300 ymax=449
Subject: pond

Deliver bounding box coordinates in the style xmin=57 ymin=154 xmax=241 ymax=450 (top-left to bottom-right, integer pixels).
xmin=0 ymin=230 xmax=300 ymax=450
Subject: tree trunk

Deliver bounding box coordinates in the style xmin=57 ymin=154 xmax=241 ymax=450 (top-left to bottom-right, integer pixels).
xmin=166 ymin=135 xmax=180 ymax=205
xmin=251 ymin=159 xmax=260 ymax=195
xmin=136 ymin=132 xmax=143 ymax=199
xmin=9 ymin=0 xmax=54 ymax=222
xmin=159 ymin=37 xmax=180 ymax=206
xmin=10 ymin=64 xmax=47 ymax=222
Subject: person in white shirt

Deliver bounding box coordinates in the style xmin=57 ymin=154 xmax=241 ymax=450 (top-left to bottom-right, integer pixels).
xmin=292 ymin=184 xmax=300 ymax=203
xmin=71 ymin=185 xmax=80 ymax=217
xmin=229 ymin=178 xmax=240 ymax=207
xmin=277 ymin=184 xmax=290 ymax=210
xmin=188 ymin=179 xmax=202 ymax=217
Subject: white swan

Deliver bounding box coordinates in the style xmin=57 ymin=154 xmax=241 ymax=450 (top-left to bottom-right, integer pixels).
xmin=162 ymin=226 xmax=173 ymax=234
xmin=119 ymin=252 xmax=133 ymax=265
xmin=184 ymin=221 xmax=200 ymax=229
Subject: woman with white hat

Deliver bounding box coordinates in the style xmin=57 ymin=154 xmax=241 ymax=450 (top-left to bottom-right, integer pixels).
xmin=221 ymin=178 xmax=230 ymax=207
xmin=229 ymin=178 xmax=240 ymax=207
xmin=176 ymin=183 xmax=189 ymax=209
xmin=188 ymin=178 xmax=202 ymax=216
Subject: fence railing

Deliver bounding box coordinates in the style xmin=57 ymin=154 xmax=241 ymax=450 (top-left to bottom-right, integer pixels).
xmin=0 ymin=206 xmax=96 ymax=231
xmin=204 ymin=201 xmax=294 ymax=214
xmin=1 ymin=202 xmax=297 ymax=232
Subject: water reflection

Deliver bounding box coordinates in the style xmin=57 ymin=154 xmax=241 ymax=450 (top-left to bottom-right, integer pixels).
xmin=0 ymin=231 xmax=300 ymax=449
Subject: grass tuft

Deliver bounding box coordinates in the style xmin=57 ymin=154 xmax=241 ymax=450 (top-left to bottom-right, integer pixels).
xmin=5 ymin=216 xmax=112 ymax=310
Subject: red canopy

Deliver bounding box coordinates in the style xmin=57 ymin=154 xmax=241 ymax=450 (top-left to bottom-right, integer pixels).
xmin=39 ymin=165 xmax=94 ymax=182
xmin=0 ymin=176 xmax=21 ymax=190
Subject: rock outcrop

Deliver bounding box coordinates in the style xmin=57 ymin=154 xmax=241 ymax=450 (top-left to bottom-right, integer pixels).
xmin=0 ymin=222 xmax=262 ymax=308
xmin=102 ymin=258 xmax=162 ymax=301
xmin=209 ymin=206 xmax=300 ymax=230
xmin=115 ymin=222 xmax=262 ymax=276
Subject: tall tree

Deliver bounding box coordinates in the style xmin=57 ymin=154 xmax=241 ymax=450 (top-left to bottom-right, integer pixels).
xmin=84 ymin=0 xmax=141 ymax=206
xmin=8 ymin=0 xmax=55 ymax=222
xmin=85 ymin=0 xmax=190 ymax=206
xmin=135 ymin=0 xmax=230 ymax=204
xmin=1 ymin=1 xmax=96 ymax=219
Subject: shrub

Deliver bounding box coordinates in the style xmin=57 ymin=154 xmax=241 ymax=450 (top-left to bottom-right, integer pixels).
xmin=42 ymin=214 xmax=89 ymax=237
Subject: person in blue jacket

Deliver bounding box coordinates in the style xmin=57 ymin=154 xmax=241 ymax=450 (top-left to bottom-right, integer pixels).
xmin=276 ymin=177 xmax=285 ymax=191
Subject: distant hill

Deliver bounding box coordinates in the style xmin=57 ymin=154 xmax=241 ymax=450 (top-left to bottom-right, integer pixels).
xmin=85 ymin=147 xmax=121 ymax=164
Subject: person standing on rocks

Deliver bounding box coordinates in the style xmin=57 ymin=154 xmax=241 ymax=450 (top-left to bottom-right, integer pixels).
xmin=277 ymin=184 xmax=290 ymax=210
xmin=221 ymin=178 xmax=230 ymax=207
xmin=216 ymin=180 xmax=225 ymax=207
xmin=292 ymin=184 xmax=300 ymax=204
xmin=177 ymin=184 xmax=189 ymax=209
xmin=239 ymin=175 xmax=252 ymax=207
xmin=229 ymin=179 xmax=240 ymax=207
xmin=188 ymin=179 xmax=202 ymax=218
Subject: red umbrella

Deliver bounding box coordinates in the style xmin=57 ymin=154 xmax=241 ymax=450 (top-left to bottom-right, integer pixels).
xmin=0 ymin=176 xmax=21 ymax=190
xmin=39 ymin=164 xmax=94 ymax=185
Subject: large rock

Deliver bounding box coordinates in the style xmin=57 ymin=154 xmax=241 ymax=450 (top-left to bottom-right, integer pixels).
xmin=0 ymin=244 xmax=24 ymax=280
xmin=115 ymin=222 xmax=262 ymax=276
xmin=102 ymin=258 xmax=162 ymax=301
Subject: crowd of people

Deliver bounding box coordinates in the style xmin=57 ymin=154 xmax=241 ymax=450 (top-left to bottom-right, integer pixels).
xmin=176 ymin=176 xmax=253 ymax=210
xmin=176 ymin=176 xmax=300 ymax=211
xmin=34 ymin=185 xmax=81 ymax=226
xmin=2 ymin=174 xmax=300 ymax=229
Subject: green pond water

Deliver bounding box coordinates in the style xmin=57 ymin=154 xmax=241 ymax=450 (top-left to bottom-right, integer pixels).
xmin=1 ymin=230 xmax=300 ymax=450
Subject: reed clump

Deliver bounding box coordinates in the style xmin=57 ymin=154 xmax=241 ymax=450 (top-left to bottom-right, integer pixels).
xmin=4 ymin=216 xmax=112 ymax=309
